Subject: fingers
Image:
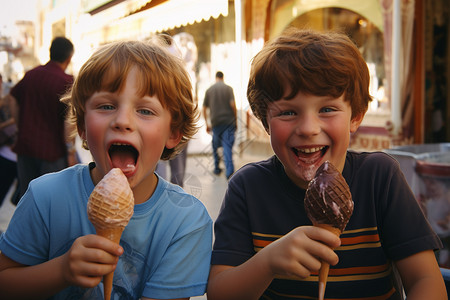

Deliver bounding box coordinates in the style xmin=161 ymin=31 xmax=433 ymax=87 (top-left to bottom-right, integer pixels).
xmin=84 ymin=234 xmax=124 ymax=256
xmin=62 ymin=235 xmax=124 ymax=288
xmin=263 ymin=226 xmax=341 ymax=279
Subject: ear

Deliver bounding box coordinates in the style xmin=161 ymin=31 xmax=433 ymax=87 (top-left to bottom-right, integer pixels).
xmin=350 ymin=113 xmax=364 ymax=133
xmin=165 ymin=129 xmax=182 ymax=149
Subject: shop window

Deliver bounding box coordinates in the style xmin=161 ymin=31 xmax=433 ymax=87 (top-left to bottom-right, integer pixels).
xmin=269 ymin=1 xmax=389 ymax=132
xmin=290 ymin=8 xmax=386 ymax=114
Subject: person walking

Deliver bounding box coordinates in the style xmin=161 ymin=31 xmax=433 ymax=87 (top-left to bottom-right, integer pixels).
xmin=0 ymin=74 xmax=17 ymax=206
xmin=8 ymin=36 xmax=75 ymax=202
xmin=203 ymin=71 xmax=237 ymax=179
xmin=154 ymin=33 xmax=192 ymax=187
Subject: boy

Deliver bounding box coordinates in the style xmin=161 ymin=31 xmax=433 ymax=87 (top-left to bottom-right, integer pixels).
xmin=207 ymin=28 xmax=446 ymax=299
xmin=0 ymin=40 xmax=212 ymax=299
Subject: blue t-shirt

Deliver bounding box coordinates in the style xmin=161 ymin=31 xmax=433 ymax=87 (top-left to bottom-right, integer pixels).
xmin=0 ymin=163 xmax=213 ymax=299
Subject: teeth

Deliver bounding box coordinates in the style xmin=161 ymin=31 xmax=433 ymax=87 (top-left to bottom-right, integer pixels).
xmin=112 ymin=143 xmax=130 ymax=146
xmin=298 ymin=146 xmax=324 ymax=154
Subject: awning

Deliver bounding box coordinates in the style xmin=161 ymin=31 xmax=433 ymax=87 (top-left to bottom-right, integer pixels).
xmin=81 ymin=0 xmax=228 ymax=44
xmin=122 ymin=0 xmax=229 ymax=32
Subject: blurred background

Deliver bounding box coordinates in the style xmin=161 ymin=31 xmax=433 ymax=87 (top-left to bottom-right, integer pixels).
xmin=1 ymin=0 xmax=449 ymax=151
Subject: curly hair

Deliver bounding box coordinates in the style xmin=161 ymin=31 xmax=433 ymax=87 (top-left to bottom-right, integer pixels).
xmin=62 ymin=38 xmax=199 ymax=160
xmin=247 ymin=27 xmax=371 ymax=131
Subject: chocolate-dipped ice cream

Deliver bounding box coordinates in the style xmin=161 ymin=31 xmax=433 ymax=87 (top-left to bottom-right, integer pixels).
xmin=304 ymin=161 xmax=353 ymax=300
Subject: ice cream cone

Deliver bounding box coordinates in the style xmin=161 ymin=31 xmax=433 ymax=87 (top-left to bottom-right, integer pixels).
xmin=304 ymin=161 xmax=353 ymax=300
xmin=316 ymin=224 xmax=341 ymax=300
xmin=95 ymin=227 xmax=125 ymax=300
xmin=87 ymin=168 xmax=134 ymax=300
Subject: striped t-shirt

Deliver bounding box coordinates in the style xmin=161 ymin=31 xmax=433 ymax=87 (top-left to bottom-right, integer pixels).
xmin=212 ymin=152 xmax=442 ymax=299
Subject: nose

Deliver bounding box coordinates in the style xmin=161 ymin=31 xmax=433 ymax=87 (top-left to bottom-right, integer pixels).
xmin=295 ymin=112 xmax=321 ymax=137
xmin=112 ymin=107 xmax=134 ymax=132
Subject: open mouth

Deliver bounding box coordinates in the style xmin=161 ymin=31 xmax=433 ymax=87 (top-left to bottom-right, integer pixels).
xmin=109 ymin=143 xmax=138 ymax=173
xmin=293 ymin=146 xmax=328 ymax=161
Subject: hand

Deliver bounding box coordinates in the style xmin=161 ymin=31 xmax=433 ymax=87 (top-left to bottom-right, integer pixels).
xmin=259 ymin=226 xmax=341 ymax=279
xmin=60 ymin=234 xmax=124 ymax=288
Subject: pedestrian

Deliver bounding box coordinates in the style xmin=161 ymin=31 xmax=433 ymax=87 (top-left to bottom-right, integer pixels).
xmin=155 ymin=33 xmax=190 ymax=187
xmin=207 ymin=28 xmax=446 ymax=299
xmin=0 ymin=39 xmax=212 ymax=299
xmin=8 ymin=37 xmax=76 ymax=202
xmin=0 ymin=74 xmax=17 ymax=206
xmin=203 ymin=71 xmax=237 ymax=179
xmin=155 ymin=144 xmax=188 ymax=187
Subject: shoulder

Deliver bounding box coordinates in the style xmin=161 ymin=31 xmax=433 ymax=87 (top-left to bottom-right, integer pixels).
xmin=232 ymin=156 xmax=279 ymax=181
xmin=346 ymin=150 xmax=400 ymax=174
xmin=228 ymin=156 xmax=284 ymax=195
xmin=29 ymin=164 xmax=89 ymax=195
xmin=11 ymin=66 xmax=42 ymax=90
xmin=44 ymin=61 xmax=73 ymax=81
xmin=343 ymin=150 xmax=405 ymax=192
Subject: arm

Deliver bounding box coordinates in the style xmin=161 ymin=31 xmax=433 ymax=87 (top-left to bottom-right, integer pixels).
xmin=230 ymin=100 xmax=237 ymax=117
xmin=64 ymin=117 xmax=78 ymax=166
xmin=4 ymin=94 xmax=18 ymax=125
xmin=203 ymin=105 xmax=211 ymax=133
xmin=0 ymin=117 xmax=15 ymax=130
xmin=0 ymin=94 xmax=18 ymax=130
xmin=0 ymin=235 xmax=123 ymax=299
xmin=207 ymin=226 xmax=341 ymax=300
xmin=230 ymin=100 xmax=237 ymax=128
xmin=395 ymin=250 xmax=447 ymax=299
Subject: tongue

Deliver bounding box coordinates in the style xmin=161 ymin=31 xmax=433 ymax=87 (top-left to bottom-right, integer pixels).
xmin=111 ymin=150 xmax=136 ymax=173
xmin=297 ymin=150 xmax=323 ymax=164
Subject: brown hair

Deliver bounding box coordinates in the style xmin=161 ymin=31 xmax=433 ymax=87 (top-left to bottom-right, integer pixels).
xmin=63 ymin=39 xmax=198 ymax=160
xmin=247 ymin=27 xmax=371 ymax=130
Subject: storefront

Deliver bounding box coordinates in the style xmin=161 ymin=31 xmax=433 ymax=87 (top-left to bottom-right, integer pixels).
xmin=33 ymin=0 xmax=449 ymax=151
xmin=245 ymin=0 xmax=449 ymax=150
xmin=244 ymin=0 xmax=401 ymax=151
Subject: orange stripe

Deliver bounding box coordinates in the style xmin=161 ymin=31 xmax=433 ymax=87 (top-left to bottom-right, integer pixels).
xmin=327 ymin=264 xmax=389 ymax=276
xmin=310 ymin=264 xmax=389 ymax=276
xmin=254 ymin=234 xmax=380 ymax=249
xmin=253 ymin=239 xmax=272 ymax=247
xmin=267 ymin=287 xmax=396 ymax=300
xmin=341 ymin=234 xmax=380 ymax=245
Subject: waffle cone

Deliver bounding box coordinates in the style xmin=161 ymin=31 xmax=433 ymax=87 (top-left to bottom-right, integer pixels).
xmin=95 ymin=227 xmax=124 ymax=300
xmin=316 ymin=224 xmax=341 ymax=300
xmin=87 ymin=168 xmax=134 ymax=300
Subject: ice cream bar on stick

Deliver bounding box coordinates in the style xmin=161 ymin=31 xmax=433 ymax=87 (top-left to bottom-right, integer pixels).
xmin=87 ymin=168 xmax=134 ymax=300
xmin=304 ymin=161 xmax=353 ymax=300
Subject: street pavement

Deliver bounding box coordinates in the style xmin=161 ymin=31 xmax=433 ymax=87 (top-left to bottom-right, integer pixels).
xmin=0 ymin=143 xmax=272 ymax=300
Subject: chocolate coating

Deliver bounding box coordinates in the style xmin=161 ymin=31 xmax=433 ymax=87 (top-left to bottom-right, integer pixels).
xmin=304 ymin=161 xmax=353 ymax=231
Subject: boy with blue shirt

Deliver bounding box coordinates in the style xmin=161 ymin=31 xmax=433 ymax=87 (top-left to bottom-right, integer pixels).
xmin=0 ymin=39 xmax=212 ymax=300
xmin=207 ymin=28 xmax=446 ymax=299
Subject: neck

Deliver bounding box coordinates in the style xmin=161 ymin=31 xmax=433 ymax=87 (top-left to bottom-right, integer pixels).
xmin=53 ymin=58 xmax=70 ymax=71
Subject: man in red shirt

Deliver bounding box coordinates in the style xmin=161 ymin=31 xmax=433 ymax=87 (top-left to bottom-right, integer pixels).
xmin=9 ymin=37 xmax=75 ymax=202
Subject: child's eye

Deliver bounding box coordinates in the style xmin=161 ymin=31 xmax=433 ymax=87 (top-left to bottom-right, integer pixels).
xmin=279 ymin=110 xmax=295 ymax=116
xmin=100 ymin=104 xmax=115 ymax=110
xmin=320 ymin=107 xmax=336 ymax=113
xmin=138 ymin=108 xmax=153 ymax=116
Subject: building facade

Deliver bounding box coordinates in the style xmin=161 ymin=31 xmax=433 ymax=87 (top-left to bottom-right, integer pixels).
xmin=6 ymin=0 xmax=450 ymax=153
